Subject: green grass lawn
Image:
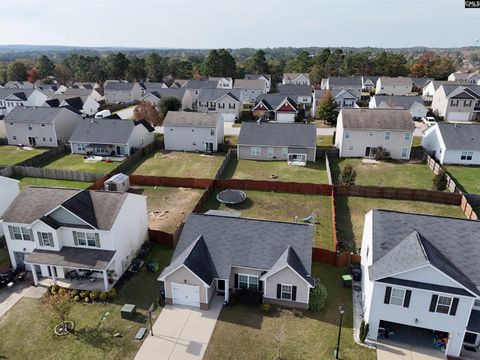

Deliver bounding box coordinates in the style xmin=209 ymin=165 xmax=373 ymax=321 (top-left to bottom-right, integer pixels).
xmin=0 ymin=244 xmax=173 ymax=360
xmin=317 ymin=135 xmax=334 ymax=147
xmin=131 ymin=186 xmax=204 ymax=233
xmin=0 ymin=246 xmax=10 ymax=267
xmin=335 ymin=196 xmax=466 ymax=252
xmin=330 ymin=158 xmax=434 ymax=189
xmin=224 ymin=135 xmax=237 ymax=145
xmin=42 ymin=154 xmax=120 ymax=174
xmin=221 ymin=158 xmax=329 ymax=184
xmin=15 ymin=176 xmax=92 ymax=190
xmin=205 ymin=190 xmax=334 ymax=250
xmin=412 ymin=136 xmax=422 ymax=148
xmin=130 ymin=151 xmax=225 ymax=179
xmin=0 ymin=146 xmax=48 ymax=166
xmin=204 ymin=263 xmax=376 ymax=360
xmin=445 ymin=166 xmax=480 ymax=194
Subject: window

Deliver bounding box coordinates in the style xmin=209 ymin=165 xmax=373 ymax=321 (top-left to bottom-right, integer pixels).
xmin=348 ymin=145 xmax=354 ymax=151
xmin=451 ymin=100 xmax=459 ymax=107
xmin=27 ymin=123 xmax=32 ymax=130
xmin=369 ymin=131 xmax=374 ymax=137
xmin=38 ymin=232 xmax=54 ymax=247
xmin=390 ymin=288 xmax=406 ymax=306
xmin=73 ymin=231 xmax=100 ymax=248
xmin=238 ymin=274 xmax=258 ymax=290
xmin=229 ymin=103 xmax=236 ymax=109
xmin=13 ymin=136 xmax=17 ymax=140
xmin=384 ymin=131 xmax=391 ymax=140
xmin=8 ymin=226 xmax=33 ymax=241
xmin=436 ymin=296 xmax=452 ymax=314
xmin=42 ymin=137 xmax=46 ymax=141
xmin=218 ymin=103 xmax=225 ymax=109
xmin=344 ymin=130 xmax=351 ymax=139
xmin=267 ymin=147 xmax=274 ymax=158
xmin=461 ymin=151 xmax=473 ymax=161
xmin=401 ymin=147 xmax=408 ymax=158
xmin=251 ymin=147 xmax=261 ymax=156
xmin=404 ymin=132 xmax=411 ymax=141
xmin=281 ymin=148 xmax=288 ymax=159
xmin=464 ymin=332 xmax=478 ymax=345
xmin=464 ymin=100 xmax=472 ymax=107
xmin=210 ymin=129 xmax=215 ymax=136
xmin=281 ymin=284 xmax=293 ymax=300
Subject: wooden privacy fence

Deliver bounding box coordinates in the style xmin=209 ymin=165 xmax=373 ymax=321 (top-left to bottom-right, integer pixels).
xmin=0 ymin=167 xmax=13 ymax=177
xmin=312 ymin=248 xmax=361 ymax=267
xmin=16 ymin=145 xmax=68 ymax=167
xmin=215 ymin=178 xmax=333 ymax=195
xmin=214 ymin=149 xmax=234 ymax=179
xmin=426 ymin=155 xmax=459 ymax=193
xmin=148 ymin=229 xmax=174 ymax=247
xmin=461 ymin=195 xmax=478 ymax=220
xmin=331 ymin=189 xmax=338 ymax=251
xmin=130 ymin=175 xmax=213 ymax=189
xmin=13 ymin=166 xmax=104 ymax=182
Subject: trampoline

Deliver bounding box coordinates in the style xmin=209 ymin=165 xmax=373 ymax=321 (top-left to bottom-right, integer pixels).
xmin=216 ymin=189 xmax=246 ymax=205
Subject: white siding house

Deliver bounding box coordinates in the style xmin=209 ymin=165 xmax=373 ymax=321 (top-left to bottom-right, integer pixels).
xmin=375 ymin=77 xmax=413 ymax=96
xmin=0 ymin=176 xmax=20 ymax=238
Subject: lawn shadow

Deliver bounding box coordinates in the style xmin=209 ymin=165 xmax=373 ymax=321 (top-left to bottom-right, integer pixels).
xmin=333 ymin=196 xmax=357 ymax=252
xmin=329 ymin=158 xmax=342 ymax=185
xmin=220 ymin=157 xmax=238 ymax=179
xmin=217 ymin=303 xmax=264 ymax=329
xmin=72 ymin=325 xmax=129 ymax=350
xmin=224 ymin=197 xmax=254 ymax=211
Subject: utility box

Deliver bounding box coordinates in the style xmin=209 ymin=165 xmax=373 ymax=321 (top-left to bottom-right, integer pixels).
xmin=121 ymin=303 xmax=136 ymax=319
xmin=104 ymin=173 xmax=130 ymax=192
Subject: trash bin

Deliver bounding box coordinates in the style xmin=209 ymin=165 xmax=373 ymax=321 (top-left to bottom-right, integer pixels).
xmin=351 ymin=268 xmax=362 ymax=282
xmin=342 ymin=274 xmax=353 ymax=288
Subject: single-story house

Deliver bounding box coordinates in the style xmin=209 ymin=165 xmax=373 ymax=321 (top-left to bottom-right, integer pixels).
xmin=252 ymin=94 xmax=298 ymax=123
xmin=237 ymin=122 xmax=316 ymax=164
xmin=163 ymin=111 xmax=223 ymax=152
xmin=69 ymin=118 xmax=154 ymax=156
xmin=375 ymin=77 xmax=413 ymax=96
xmin=335 ymin=108 xmax=415 ymax=159
xmin=4 ymin=106 xmax=83 ymax=147
xmin=369 ymin=95 xmax=427 ymax=120
xmin=422 ymin=123 xmax=480 ymax=165
xmin=158 ymin=212 xmax=315 ymax=309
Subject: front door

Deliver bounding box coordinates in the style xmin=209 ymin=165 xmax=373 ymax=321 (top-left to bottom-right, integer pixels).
xmin=217 ymin=279 xmax=225 ymax=292
xmin=28 ymin=137 xmax=36 ymax=146
xmin=365 ymin=147 xmax=376 ymax=158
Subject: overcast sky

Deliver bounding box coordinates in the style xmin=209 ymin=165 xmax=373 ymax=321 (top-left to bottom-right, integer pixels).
xmin=1 ymin=0 xmax=479 ymax=49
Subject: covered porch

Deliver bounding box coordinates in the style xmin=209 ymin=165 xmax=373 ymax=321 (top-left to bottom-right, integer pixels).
xmin=24 ymin=246 xmax=116 ymax=292
xmin=461 ymin=310 xmax=480 ymax=359
xmin=287 ymin=148 xmax=308 ymax=166
xmin=85 ymin=143 xmax=128 ymax=157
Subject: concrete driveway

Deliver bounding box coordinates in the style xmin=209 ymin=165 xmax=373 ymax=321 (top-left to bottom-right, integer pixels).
xmin=0 ymin=282 xmax=46 ymax=318
xmin=135 ymin=297 xmax=223 ymax=360
xmin=377 ymin=343 xmax=444 ymax=360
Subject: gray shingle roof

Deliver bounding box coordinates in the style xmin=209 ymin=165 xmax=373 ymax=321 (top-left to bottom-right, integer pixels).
xmin=160 ymin=213 xmax=313 ymax=281
xmin=104 ymin=81 xmax=137 ymax=91
xmin=277 ymin=84 xmax=313 ymax=96
xmin=255 ymin=94 xmax=297 ymax=110
xmin=197 ymin=89 xmax=241 ymax=102
xmin=238 ymin=122 xmax=316 ymax=148
xmin=437 ymin=123 xmax=480 ymax=151
xmin=340 ymin=109 xmax=415 ymax=131
xmin=233 ymin=79 xmax=266 ymax=90
xmin=410 ymin=77 xmax=433 ymax=88
xmin=147 ymin=88 xmax=186 ymax=100
xmin=283 ymin=73 xmax=309 ymax=81
xmin=328 ymin=76 xmax=363 ymax=86
xmin=378 ymin=77 xmax=413 ymax=86
xmin=0 ymin=88 xmax=33 ymax=100
xmin=372 ymin=95 xmax=425 ymax=109
xmin=184 ymin=80 xmax=218 ymax=89
xmin=4 ymin=107 xmax=79 ymax=124
xmin=315 ymin=89 xmax=356 ymax=102
xmin=369 ymin=210 xmax=480 ymax=295
xmin=266 ymin=246 xmax=315 ymax=285
xmin=244 ymin=74 xmax=271 ymax=81
xmin=164 ymin=111 xmax=219 ymax=127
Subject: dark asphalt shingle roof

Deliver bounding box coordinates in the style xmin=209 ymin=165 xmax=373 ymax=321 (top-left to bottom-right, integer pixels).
xmin=4 ymin=106 xmax=79 ymax=124
xmin=267 ymin=246 xmax=315 ymax=285
xmin=197 ymin=89 xmax=241 ymax=102
xmin=238 ymin=122 xmax=316 ymax=148
xmin=340 ymin=109 xmax=415 ymax=131
xmin=437 ymin=123 xmax=480 ymax=151
xmin=411 ymin=77 xmax=433 ymax=88
xmin=0 ymin=88 xmax=33 ymax=100
xmin=378 ymin=77 xmax=413 ymax=86
xmin=277 ymin=84 xmax=313 ymax=96
xmin=328 ymin=76 xmax=363 ymax=86
xmin=104 ymin=81 xmax=137 ymax=91
xmin=184 ymin=80 xmax=218 ymax=89
xmin=160 ymin=213 xmax=313 ymax=281
xmin=255 ymin=94 xmax=297 ymax=110
xmin=372 ymin=95 xmax=425 ymax=109
xmin=369 ymin=210 xmax=480 ymax=295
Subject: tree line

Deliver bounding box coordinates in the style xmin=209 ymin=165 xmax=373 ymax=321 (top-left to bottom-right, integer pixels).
xmin=0 ymin=48 xmax=458 ymax=86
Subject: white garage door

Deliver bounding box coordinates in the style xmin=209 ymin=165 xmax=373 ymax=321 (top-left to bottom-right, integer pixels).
xmin=172 ymin=283 xmax=200 ymax=307
xmin=276 ymin=113 xmax=295 ymax=123
xmin=448 ymin=112 xmax=470 ymax=121
xmin=221 ymin=113 xmax=237 ymax=122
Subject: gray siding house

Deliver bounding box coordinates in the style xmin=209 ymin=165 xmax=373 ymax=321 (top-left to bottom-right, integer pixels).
xmin=4 ymin=106 xmax=82 ymax=147
xmin=104 ymin=81 xmax=144 ymax=104
xmin=197 ymin=89 xmax=243 ymax=122
xmin=237 ymin=122 xmax=316 ymax=164
xmin=158 ymin=213 xmax=315 ymax=310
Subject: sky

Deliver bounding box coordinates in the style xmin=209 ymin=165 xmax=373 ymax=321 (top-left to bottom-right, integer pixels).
xmin=1 ymin=0 xmax=479 ymax=49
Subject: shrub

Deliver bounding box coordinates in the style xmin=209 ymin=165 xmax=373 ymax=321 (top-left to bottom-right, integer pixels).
xmin=90 ymin=291 xmax=99 ymax=301
xmin=107 ymin=288 xmax=116 ymax=300
xmin=261 ymin=303 xmax=272 ymax=314
xmin=340 ymin=164 xmax=357 ymax=185
xmin=73 ymin=295 xmax=80 ymax=302
xmin=374 ymin=147 xmax=390 ymax=161
xmin=230 ymin=289 xmax=262 ymax=305
xmin=360 ymin=320 xmax=369 ymax=343
xmin=50 ymin=284 xmax=60 ymax=295
xmin=433 ymin=170 xmax=448 ymax=191
xmin=58 ymin=288 xmax=67 ymax=296
xmin=99 ymin=291 xmax=108 ymax=302
xmin=79 ymin=290 xmax=89 ymax=299
xmin=70 ymin=289 xmax=79 ymax=297
xmin=309 ymin=283 xmax=328 ymax=311
xmin=84 ymin=297 xmax=90 ymax=303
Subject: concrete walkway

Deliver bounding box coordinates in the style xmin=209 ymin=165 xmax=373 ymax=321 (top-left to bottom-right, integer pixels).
xmin=377 ymin=342 xmax=444 ymax=360
xmin=0 ymin=282 xmax=46 ymax=318
xmin=135 ymin=297 xmax=223 ymax=360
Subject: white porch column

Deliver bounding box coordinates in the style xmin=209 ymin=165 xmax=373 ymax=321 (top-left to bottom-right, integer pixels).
xmin=31 ymin=265 xmax=38 ymax=286
xmin=224 ymin=280 xmax=229 ymax=303
xmin=51 ymin=266 xmax=57 ymax=284
xmin=103 ymin=270 xmax=109 ymax=291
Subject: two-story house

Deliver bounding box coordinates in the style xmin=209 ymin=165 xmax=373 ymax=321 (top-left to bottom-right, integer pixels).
xmin=335 ymin=108 xmax=414 ymax=159
xmin=244 ymin=74 xmax=271 ymax=93
xmin=233 ymin=79 xmax=268 ymax=105
xmin=277 ymin=85 xmax=314 ymax=117
xmin=375 ymin=77 xmax=413 ymax=96
xmin=0 ymin=186 xmax=149 ymax=291
xmin=4 ymin=107 xmax=83 ymax=147
xmin=209 ymin=77 xmax=234 ymax=89
xmin=0 ymin=88 xmax=48 ymax=116
xmin=252 ymin=94 xmax=298 ymax=122
xmin=361 ymin=210 xmax=480 ymax=359
xmin=103 ymin=81 xmax=144 ymax=104
xmin=448 ymin=71 xmax=480 ymax=84
xmin=282 ymin=73 xmax=310 ymax=85
xmin=0 ymin=176 xmax=20 ymax=238
xmin=369 ymin=95 xmax=427 ymax=120
xmin=196 ymin=89 xmax=243 ymax=122
xmin=321 ymin=76 xmax=363 ymax=100
xmin=431 ymin=84 xmax=480 ymax=122
xmin=313 ymin=89 xmax=358 ymax=116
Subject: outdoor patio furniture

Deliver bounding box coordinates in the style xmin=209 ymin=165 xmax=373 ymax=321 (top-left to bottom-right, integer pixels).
xmin=135 ymin=327 xmax=147 ymax=340
xmin=146 ymin=262 xmax=159 ymax=272
xmin=128 ymin=258 xmax=144 ymax=273
xmin=342 ymin=274 xmax=353 ymax=288
xmin=121 ymin=304 xmax=136 ymax=320
xmin=67 ymin=270 xmax=79 ymax=280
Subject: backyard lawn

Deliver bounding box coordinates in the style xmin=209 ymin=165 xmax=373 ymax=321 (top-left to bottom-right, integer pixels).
xmin=0 ymin=246 xmax=10 ymax=267
xmin=221 ymin=158 xmax=329 ymax=184
xmin=446 ymin=166 xmax=480 ymax=194
xmin=131 ymin=186 xmax=204 ymax=233
xmin=317 ymin=135 xmax=334 ymax=147
xmin=335 ymin=196 xmax=466 ymax=252
xmin=0 ymin=244 xmax=173 ymax=360
xmin=15 ymin=176 xmax=92 ymax=190
xmin=42 ymin=154 xmax=120 ymax=174
xmin=130 ymin=151 xmax=225 ymax=179
xmin=204 ymin=263 xmax=376 ymax=360
xmin=330 ymin=158 xmax=434 ymax=189
xmin=0 ymin=146 xmax=48 ymax=166
xmin=205 ymin=190 xmax=334 ymax=249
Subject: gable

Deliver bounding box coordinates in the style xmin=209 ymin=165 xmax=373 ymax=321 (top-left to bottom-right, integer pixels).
xmin=277 ymin=101 xmax=297 ymax=112
xmin=254 ymin=102 xmax=269 ymax=111
xmin=48 ymin=206 xmax=92 ymax=227
xmin=393 ymin=265 xmax=462 ymax=289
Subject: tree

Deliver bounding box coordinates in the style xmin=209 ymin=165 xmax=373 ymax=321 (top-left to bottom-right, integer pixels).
xmin=374 ymin=146 xmax=390 ymax=161
xmin=54 ymin=63 xmax=74 ymax=85
xmin=168 ymin=58 xmax=193 ymax=79
xmin=340 ymin=165 xmax=357 ymax=185
xmin=0 ymin=68 xmax=7 ymax=85
xmin=37 ymin=55 xmax=55 ymax=79
xmin=433 ymin=170 xmax=448 ymax=191
xmin=127 ymin=56 xmax=146 ymax=81
xmin=201 ymin=49 xmax=236 ymax=77
xmin=134 ymin=100 xmax=162 ymax=126
xmin=27 ymin=67 xmax=38 ymax=83
xmin=295 ymin=49 xmax=311 ymax=72
xmin=43 ymin=291 xmax=74 ymax=334
xmin=62 ymin=54 xmax=105 ymax=82
xmin=316 ymin=91 xmax=337 ymax=123
xmin=360 ymin=320 xmax=369 ymax=343
xmin=102 ymin=52 xmax=130 ymax=79
xmin=159 ymin=96 xmax=182 ymax=118
xmin=309 ymin=283 xmax=328 ymax=311
xmin=7 ymin=61 xmax=28 ymax=81
xmin=145 ymin=53 xmax=168 ymax=82
xmin=309 ymin=64 xmax=324 ymax=85
xmin=244 ymin=49 xmax=269 ymax=74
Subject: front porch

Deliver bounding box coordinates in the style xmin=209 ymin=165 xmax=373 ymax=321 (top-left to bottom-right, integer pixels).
xmin=38 ymin=275 xmax=117 ymax=292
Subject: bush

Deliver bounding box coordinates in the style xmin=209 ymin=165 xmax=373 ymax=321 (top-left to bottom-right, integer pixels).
xmin=90 ymin=291 xmax=99 ymax=301
xmin=84 ymin=297 xmax=90 ymax=303
xmin=70 ymin=289 xmax=79 ymax=297
xmin=107 ymin=288 xmax=116 ymax=300
xmin=433 ymin=170 xmax=448 ymax=191
xmin=73 ymin=295 xmax=80 ymax=302
xmin=50 ymin=285 xmax=60 ymax=295
xmin=99 ymin=291 xmax=108 ymax=302
xmin=261 ymin=303 xmax=272 ymax=314
xmin=374 ymin=147 xmax=390 ymax=161
xmin=58 ymin=288 xmax=67 ymax=296
xmin=340 ymin=164 xmax=357 ymax=185
xmin=79 ymin=290 xmax=89 ymax=299
xmin=360 ymin=320 xmax=369 ymax=343
xmin=230 ymin=289 xmax=262 ymax=305
xmin=309 ymin=283 xmax=328 ymax=311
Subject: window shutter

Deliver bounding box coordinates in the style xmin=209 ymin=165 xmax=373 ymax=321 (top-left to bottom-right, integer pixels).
xmin=429 ymin=294 xmax=438 ymax=312
xmin=384 ymin=286 xmax=392 ymax=304
xmin=48 ymin=233 xmax=54 ymax=247
xmin=403 ymin=290 xmax=412 ymax=308
xmin=450 ymin=298 xmax=459 ymax=316
xmin=234 ymin=274 xmax=238 ymax=288
xmin=258 ymin=279 xmax=263 ymax=292
xmin=37 ymin=232 xmax=43 ymax=246
xmin=8 ymin=226 xmax=14 ymax=240
xmin=292 ymin=286 xmax=297 ymax=301
xmin=73 ymin=231 xmax=78 ymax=246
xmin=276 ymin=284 xmax=281 ymax=299
xmin=95 ymin=233 xmax=100 ymax=248
xmin=29 ymin=229 xmax=34 ymax=241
